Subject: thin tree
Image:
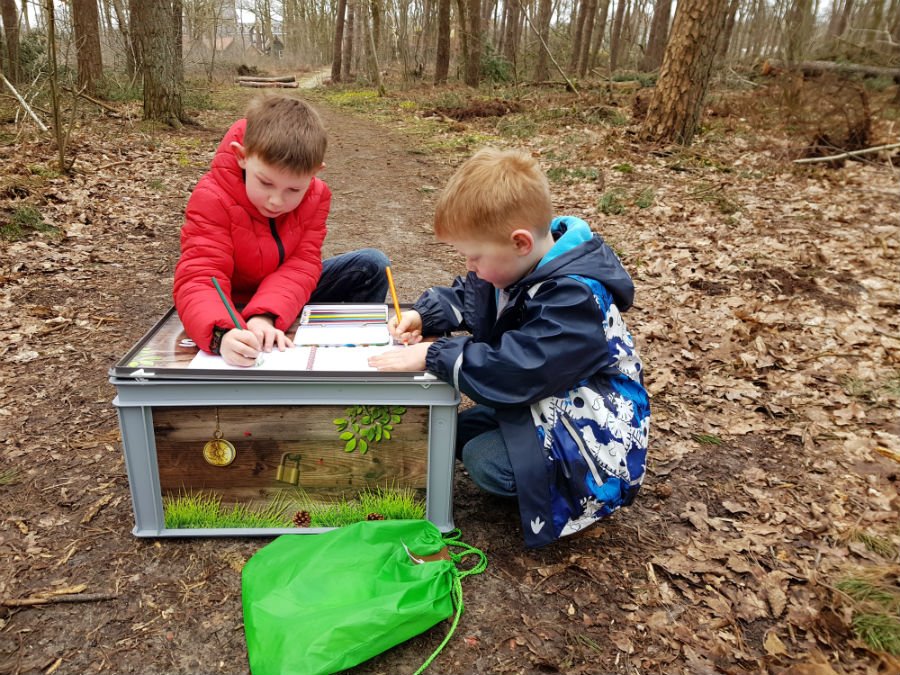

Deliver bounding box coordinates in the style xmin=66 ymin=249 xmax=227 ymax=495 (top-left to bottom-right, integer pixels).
xmin=609 ymin=0 xmax=628 ymax=72
xmin=132 ymin=0 xmax=189 ymax=127
xmin=434 ymin=0 xmax=451 ymax=83
xmin=784 ymin=0 xmax=813 ymax=64
xmin=641 ymin=0 xmax=731 ymax=145
xmin=1 ymin=0 xmax=20 ymax=83
xmin=73 ymin=0 xmax=104 ymax=95
xmin=588 ymin=0 xmax=611 ymax=70
xmin=533 ymin=0 xmax=552 ymax=81
xmin=577 ymin=0 xmax=598 ymax=77
xmin=501 ymin=0 xmax=521 ymax=73
xmin=569 ymin=0 xmax=586 ymax=71
xmin=362 ymin=0 xmax=385 ymax=94
xmin=456 ymin=0 xmax=470 ymax=81
xmin=464 ymin=0 xmax=482 ymax=86
xmin=342 ymin=0 xmax=354 ymax=81
xmin=640 ymin=0 xmax=671 ymax=71
xmin=332 ymin=0 xmax=347 ymax=82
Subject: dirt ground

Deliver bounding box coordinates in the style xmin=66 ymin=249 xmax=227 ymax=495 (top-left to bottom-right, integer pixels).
xmin=1 ymin=78 xmax=899 ymax=675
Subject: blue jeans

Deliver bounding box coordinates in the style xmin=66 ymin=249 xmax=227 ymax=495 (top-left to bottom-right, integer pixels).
xmin=457 ymin=405 xmax=517 ymax=497
xmin=309 ymin=248 xmax=390 ymax=303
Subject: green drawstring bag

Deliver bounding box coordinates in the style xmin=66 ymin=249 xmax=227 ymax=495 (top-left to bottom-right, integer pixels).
xmin=241 ymin=520 xmax=486 ymax=675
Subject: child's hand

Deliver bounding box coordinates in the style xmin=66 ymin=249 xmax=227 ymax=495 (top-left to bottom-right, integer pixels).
xmin=247 ymin=315 xmax=294 ymax=353
xmin=389 ymin=310 xmax=423 ymax=345
xmin=368 ymin=342 xmax=430 ymax=371
xmin=220 ymin=329 xmax=263 ymax=367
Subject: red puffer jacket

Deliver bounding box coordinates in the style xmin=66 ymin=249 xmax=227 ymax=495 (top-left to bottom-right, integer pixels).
xmin=173 ymin=119 xmax=330 ymax=352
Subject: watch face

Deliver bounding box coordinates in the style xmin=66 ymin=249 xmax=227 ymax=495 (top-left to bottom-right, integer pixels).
xmin=203 ymin=438 xmax=236 ymax=466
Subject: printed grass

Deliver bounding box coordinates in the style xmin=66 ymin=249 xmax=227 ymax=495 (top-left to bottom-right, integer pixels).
xmin=163 ymin=491 xmax=291 ymax=529
xmin=290 ymin=485 xmax=426 ymax=528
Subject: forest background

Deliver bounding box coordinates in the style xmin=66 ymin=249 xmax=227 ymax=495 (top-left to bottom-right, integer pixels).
xmin=1 ymin=0 xmax=900 ymax=674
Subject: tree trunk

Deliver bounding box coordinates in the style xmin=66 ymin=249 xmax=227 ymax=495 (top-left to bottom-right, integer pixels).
xmin=1 ymin=0 xmax=20 ymax=83
xmin=589 ymin=0 xmax=611 ymax=70
xmin=717 ymin=0 xmax=740 ymax=59
xmin=342 ymin=0 xmax=355 ymax=81
xmin=831 ymin=0 xmax=854 ymax=39
xmin=501 ymin=0 xmax=520 ymax=68
xmin=533 ymin=0 xmax=553 ymax=81
xmin=784 ymin=0 xmax=813 ymax=64
xmin=569 ymin=0 xmax=586 ymax=71
xmin=73 ymin=0 xmax=104 ymax=95
xmin=609 ymin=0 xmax=628 ymax=72
xmin=434 ymin=0 xmax=451 ymax=83
xmin=332 ymin=0 xmax=347 ymax=82
xmin=465 ymin=0 xmax=482 ymax=86
xmin=133 ymin=0 xmax=186 ymax=127
xmin=641 ymin=0 xmax=731 ymax=145
xmin=363 ymin=0 xmax=385 ymax=94
xmin=640 ymin=0 xmax=671 ymax=71
xmin=577 ymin=0 xmax=598 ymax=76
xmin=456 ymin=0 xmax=470 ymax=81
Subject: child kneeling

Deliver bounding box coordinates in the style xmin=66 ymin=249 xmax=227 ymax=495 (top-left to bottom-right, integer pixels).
xmin=370 ymin=148 xmax=650 ymax=547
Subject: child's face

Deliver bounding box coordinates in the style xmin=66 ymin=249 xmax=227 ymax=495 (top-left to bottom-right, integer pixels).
xmin=238 ymin=153 xmax=319 ymax=219
xmin=443 ymin=234 xmax=535 ymax=290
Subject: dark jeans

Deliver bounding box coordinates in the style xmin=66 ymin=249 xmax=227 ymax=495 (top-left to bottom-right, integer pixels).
xmin=457 ymin=405 xmax=517 ymax=497
xmin=309 ymin=248 xmax=390 ymax=303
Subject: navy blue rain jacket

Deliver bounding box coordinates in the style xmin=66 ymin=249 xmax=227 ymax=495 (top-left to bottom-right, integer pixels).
xmin=415 ymin=216 xmax=650 ymax=547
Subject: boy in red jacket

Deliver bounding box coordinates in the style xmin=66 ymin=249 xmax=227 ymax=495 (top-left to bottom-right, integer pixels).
xmin=174 ymin=95 xmax=388 ymax=366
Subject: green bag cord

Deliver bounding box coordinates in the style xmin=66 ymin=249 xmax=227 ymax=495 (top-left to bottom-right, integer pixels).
xmin=412 ymin=530 xmax=488 ymax=675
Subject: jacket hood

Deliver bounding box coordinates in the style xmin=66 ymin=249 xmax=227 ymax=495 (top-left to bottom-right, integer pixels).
xmin=523 ymin=216 xmax=635 ymax=310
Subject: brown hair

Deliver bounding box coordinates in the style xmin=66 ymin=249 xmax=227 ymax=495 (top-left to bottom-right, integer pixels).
xmin=242 ymin=95 xmax=327 ymax=173
xmin=433 ymin=147 xmax=553 ymax=242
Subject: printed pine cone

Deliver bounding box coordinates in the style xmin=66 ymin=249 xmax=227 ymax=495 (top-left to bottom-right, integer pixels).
xmin=292 ymin=510 xmax=311 ymax=527
xmin=366 ymin=513 xmax=385 ymax=521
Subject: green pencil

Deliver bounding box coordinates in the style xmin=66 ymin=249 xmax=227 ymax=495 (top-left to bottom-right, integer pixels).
xmin=211 ymin=276 xmax=245 ymax=329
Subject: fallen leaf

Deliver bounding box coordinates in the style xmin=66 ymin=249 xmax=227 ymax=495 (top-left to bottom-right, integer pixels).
xmin=763 ymin=629 xmax=788 ymax=656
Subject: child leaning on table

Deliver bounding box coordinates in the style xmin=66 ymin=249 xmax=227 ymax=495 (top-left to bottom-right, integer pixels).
xmin=173 ymin=94 xmax=389 ymax=367
xmin=369 ymin=148 xmax=650 ymax=547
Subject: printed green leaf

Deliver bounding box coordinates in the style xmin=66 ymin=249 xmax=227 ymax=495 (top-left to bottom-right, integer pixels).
xmin=339 ymin=431 xmax=354 ymax=440
xmin=344 ymin=438 xmax=357 ymax=452
xmin=359 ymin=439 xmax=369 ymax=454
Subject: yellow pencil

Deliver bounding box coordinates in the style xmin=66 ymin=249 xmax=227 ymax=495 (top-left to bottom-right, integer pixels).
xmin=386 ymin=266 xmax=402 ymax=323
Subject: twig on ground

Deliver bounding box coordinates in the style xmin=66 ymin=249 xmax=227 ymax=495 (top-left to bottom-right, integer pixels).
xmin=794 ymin=142 xmax=900 ymax=164
xmin=2 ymin=592 xmax=118 ymax=608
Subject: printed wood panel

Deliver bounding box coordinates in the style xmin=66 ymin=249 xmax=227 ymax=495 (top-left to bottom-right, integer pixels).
xmin=154 ymin=405 xmax=429 ymax=499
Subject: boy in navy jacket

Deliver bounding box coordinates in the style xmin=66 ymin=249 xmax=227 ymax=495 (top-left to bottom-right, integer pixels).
xmin=370 ymin=148 xmax=650 ymax=547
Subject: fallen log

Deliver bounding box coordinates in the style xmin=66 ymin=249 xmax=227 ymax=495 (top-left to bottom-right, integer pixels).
xmin=238 ymin=81 xmax=300 ymax=88
xmin=766 ymin=59 xmax=900 ymax=79
xmin=236 ymin=75 xmax=296 ymax=83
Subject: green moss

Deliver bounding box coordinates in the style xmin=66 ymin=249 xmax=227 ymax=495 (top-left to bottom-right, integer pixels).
xmin=692 ymin=433 xmax=724 ymax=445
xmin=0 ymin=467 xmax=21 ymax=486
xmin=0 ymin=206 xmax=60 ymax=242
xmin=598 ymin=189 xmax=626 ymax=215
xmin=634 ymin=187 xmax=655 ymax=209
